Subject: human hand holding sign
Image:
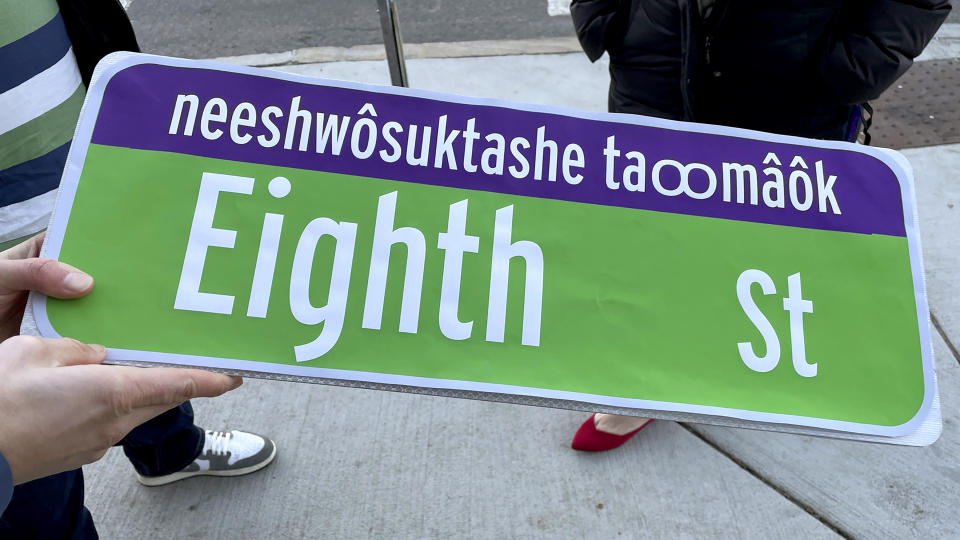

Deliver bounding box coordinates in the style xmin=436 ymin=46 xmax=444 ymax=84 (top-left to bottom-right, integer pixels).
xmin=0 ymin=233 xmax=92 ymax=341
xmin=0 ymin=234 xmax=242 ymax=485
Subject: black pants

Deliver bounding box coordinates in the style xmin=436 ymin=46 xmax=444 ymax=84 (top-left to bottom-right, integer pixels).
xmin=0 ymin=402 xmax=203 ymax=539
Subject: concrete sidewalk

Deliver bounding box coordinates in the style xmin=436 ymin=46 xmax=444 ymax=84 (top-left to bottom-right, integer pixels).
xmin=82 ymin=49 xmax=960 ymax=539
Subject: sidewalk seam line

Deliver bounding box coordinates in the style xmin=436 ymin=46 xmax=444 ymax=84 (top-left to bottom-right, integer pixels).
xmin=257 ymin=48 xmax=576 ymax=68
xmin=203 ymin=37 xmax=585 ymax=67
xmin=931 ymin=312 xmax=960 ymax=365
xmin=678 ymin=423 xmax=854 ymax=540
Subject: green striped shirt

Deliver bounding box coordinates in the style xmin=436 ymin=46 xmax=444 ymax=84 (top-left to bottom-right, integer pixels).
xmin=0 ymin=0 xmax=85 ymax=250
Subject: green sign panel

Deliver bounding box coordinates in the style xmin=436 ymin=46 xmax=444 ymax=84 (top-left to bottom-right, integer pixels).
xmin=37 ymin=54 xmax=936 ymax=439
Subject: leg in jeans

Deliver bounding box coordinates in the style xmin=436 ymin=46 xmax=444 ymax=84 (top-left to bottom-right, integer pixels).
xmin=121 ymin=401 xmax=204 ymax=477
xmin=122 ymin=400 xmax=276 ymax=486
xmin=0 ymin=469 xmax=97 ymax=539
xmin=0 ymin=404 xmax=202 ymax=537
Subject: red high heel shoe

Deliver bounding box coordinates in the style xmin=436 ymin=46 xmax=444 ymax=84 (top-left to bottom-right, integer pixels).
xmin=571 ymin=415 xmax=653 ymax=452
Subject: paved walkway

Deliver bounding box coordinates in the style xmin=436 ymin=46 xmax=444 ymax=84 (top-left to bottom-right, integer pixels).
xmin=80 ymin=44 xmax=960 ymax=539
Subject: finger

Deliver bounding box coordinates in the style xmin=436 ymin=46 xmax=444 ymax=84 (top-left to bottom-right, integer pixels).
xmin=56 ymin=340 xmax=107 ymax=367
xmin=120 ymin=403 xmax=198 ymax=436
xmin=6 ymin=335 xmax=106 ymax=368
xmin=0 ymin=232 xmax=44 ymax=261
xmin=0 ymin=258 xmax=93 ymax=298
xmin=113 ymin=367 xmax=242 ymax=410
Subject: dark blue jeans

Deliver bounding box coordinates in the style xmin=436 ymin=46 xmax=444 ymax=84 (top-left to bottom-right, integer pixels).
xmin=0 ymin=402 xmax=203 ymax=539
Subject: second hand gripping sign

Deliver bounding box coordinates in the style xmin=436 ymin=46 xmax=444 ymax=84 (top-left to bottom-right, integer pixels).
xmin=37 ymin=53 xmax=938 ymax=443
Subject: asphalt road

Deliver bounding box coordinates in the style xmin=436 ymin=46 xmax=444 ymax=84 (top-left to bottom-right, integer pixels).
xmin=128 ymin=1 xmax=960 ymax=60
xmin=127 ymin=0 xmax=574 ymax=59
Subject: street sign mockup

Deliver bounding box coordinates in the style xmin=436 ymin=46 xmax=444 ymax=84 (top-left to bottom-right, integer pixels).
xmin=35 ymin=53 xmax=939 ymax=443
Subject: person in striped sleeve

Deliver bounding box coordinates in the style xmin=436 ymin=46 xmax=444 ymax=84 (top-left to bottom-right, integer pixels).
xmin=1 ymin=2 xmax=277 ymax=537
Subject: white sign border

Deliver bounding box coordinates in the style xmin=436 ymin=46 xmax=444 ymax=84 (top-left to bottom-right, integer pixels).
xmin=33 ymin=52 xmax=938 ymax=442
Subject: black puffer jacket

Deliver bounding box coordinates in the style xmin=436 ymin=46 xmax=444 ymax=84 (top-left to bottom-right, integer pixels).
xmin=57 ymin=0 xmax=140 ymax=86
xmin=571 ymin=0 xmax=951 ymax=140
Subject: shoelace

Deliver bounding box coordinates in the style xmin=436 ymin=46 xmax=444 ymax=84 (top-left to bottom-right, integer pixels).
xmin=203 ymin=430 xmax=233 ymax=457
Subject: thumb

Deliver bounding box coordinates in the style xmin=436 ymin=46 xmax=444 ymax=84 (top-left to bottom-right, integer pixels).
xmin=0 ymin=258 xmax=94 ymax=298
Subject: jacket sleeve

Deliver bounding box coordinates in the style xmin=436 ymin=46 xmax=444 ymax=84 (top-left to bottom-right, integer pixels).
xmin=56 ymin=0 xmax=140 ymax=86
xmin=0 ymin=450 xmax=12 ymax=514
xmin=817 ymin=0 xmax=951 ymax=104
xmin=570 ymin=0 xmax=628 ymax=62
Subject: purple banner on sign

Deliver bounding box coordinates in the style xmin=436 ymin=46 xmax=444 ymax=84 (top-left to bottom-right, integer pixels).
xmin=90 ymin=63 xmax=906 ymax=237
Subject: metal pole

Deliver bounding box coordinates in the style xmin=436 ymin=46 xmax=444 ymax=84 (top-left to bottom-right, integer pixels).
xmin=377 ymin=0 xmax=409 ymax=87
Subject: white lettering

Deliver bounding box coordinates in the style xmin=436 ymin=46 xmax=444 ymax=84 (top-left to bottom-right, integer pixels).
xmin=174 ymin=172 xmax=254 ymax=314
xmin=736 ymin=269 xmax=780 ymax=373
xmin=486 ymin=205 xmax=543 ymax=346
xmin=362 ymin=191 xmax=426 ymax=333
xmin=437 ymin=200 xmax=480 ymax=340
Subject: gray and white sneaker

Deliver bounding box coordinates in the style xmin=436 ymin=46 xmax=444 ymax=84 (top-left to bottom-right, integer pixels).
xmin=137 ymin=429 xmax=277 ymax=487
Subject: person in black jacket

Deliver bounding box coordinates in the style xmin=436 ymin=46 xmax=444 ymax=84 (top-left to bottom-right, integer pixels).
xmin=572 ymin=0 xmax=951 ymax=139
xmin=568 ymin=0 xmax=951 ymax=451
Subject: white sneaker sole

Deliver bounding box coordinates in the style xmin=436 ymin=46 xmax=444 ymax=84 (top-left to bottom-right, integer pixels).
xmin=137 ymin=444 xmax=277 ymax=487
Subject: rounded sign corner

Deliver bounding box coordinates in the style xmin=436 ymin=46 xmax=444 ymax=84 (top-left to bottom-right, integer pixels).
xmin=30 ymin=295 xmax=64 ymax=340
xmin=89 ymin=51 xmax=149 ymax=89
xmin=875 ymin=377 xmax=936 ymax=438
xmin=860 ymin=145 xmax=916 ymax=194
